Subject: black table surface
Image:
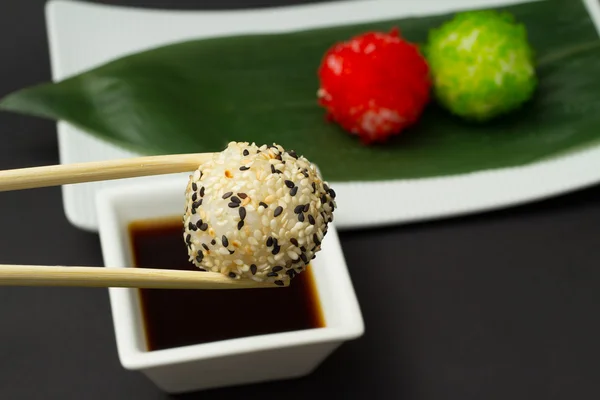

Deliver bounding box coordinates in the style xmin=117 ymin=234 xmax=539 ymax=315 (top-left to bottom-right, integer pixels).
xmin=1 ymin=1 xmax=600 ymax=399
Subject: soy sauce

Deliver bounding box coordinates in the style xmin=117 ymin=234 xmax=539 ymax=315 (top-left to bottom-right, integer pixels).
xmin=128 ymin=217 xmax=325 ymax=352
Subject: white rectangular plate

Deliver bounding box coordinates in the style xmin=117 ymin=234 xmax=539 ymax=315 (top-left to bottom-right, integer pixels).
xmin=46 ymin=0 xmax=600 ymax=232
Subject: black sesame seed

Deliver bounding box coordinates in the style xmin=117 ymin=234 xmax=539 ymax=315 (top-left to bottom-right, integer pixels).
xmin=274 ymin=280 xmax=284 ymax=286
xmin=298 ymin=213 xmax=305 ymax=222
xmin=192 ymin=182 xmax=198 ymax=192
xmin=329 ymin=189 xmax=336 ymax=198
xmin=250 ymin=264 xmax=257 ymax=275
xmin=185 ymin=234 xmax=191 ymax=244
xmin=237 ymin=220 xmax=244 ymax=230
xmin=275 ymin=169 xmax=283 ymax=174
xmin=292 ymin=258 xmax=302 ymax=264
xmin=329 ymin=201 xmax=335 ymax=209
xmin=191 ymin=208 xmax=196 ymax=214
xmin=229 ymin=249 xmax=235 ymax=255
xmin=321 ymin=195 xmax=327 ymax=204
xmin=196 ymin=255 xmax=203 ymax=263
xmin=239 ymin=207 xmax=246 ymax=220
xmin=267 ymin=272 xmax=278 ymax=277
xmin=222 ymin=192 xmax=233 ymax=199
xmin=274 ymin=206 xmax=283 ymax=217
xmin=271 ymin=165 xmax=276 ymax=174
xmin=313 ymin=233 xmax=321 ymax=245
xmin=193 ymin=200 xmax=202 ymax=209
xmin=300 ymin=246 xmax=307 ymax=252
xmin=284 ymin=180 xmax=294 ymax=188
xmin=286 ymin=270 xmax=296 ymax=279
xmin=294 ymin=205 xmax=304 ymax=214
xmin=290 ymin=186 xmax=298 ymax=196
xmin=302 ymin=169 xmax=309 ymax=178
xmin=238 ymin=193 xmax=248 ymax=199
xmin=300 ymin=253 xmax=308 ymax=263
xmin=303 ymin=204 xmax=310 ymax=213
xmin=312 ymin=182 xmax=316 ymax=193
xmin=273 ymin=238 xmax=279 ymax=246
xmin=197 ymin=250 xmax=203 ymax=256
xmin=308 ymin=215 xmax=316 ymax=225
xmin=200 ymin=187 xmax=205 ymax=197
xmin=222 ymin=235 xmax=229 ymax=247
xmin=243 ymin=149 xmax=249 ymax=156
xmin=192 ymin=192 xmax=198 ymax=201
xmin=324 ymin=184 xmax=330 ymax=192
xmin=272 ymin=245 xmax=280 ymax=255
xmin=202 ymin=243 xmax=209 ymax=251
xmin=288 ymin=150 xmax=298 ymax=159
xmin=312 ymin=255 xmax=316 ymax=259
xmin=211 ymin=239 xmax=216 ymax=245
xmin=200 ymin=223 xmax=208 ymax=231
xmin=239 ymin=166 xmax=250 ymax=171
xmin=228 ymin=272 xmax=237 ymax=278
xmin=196 ymin=219 xmax=203 ymax=228
xmin=259 ymin=202 xmax=268 ymax=208
xmin=228 ymin=202 xmax=239 ymax=208
xmin=231 ymin=196 xmax=241 ymax=204
xmin=188 ymin=222 xmax=195 ymax=230
xmin=266 ymin=237 xmax=273 ymax=247
xmin=272 ymin=266 xmax=283 ymax=272
xmin=290 ymin=238 xmax=299 ymax=246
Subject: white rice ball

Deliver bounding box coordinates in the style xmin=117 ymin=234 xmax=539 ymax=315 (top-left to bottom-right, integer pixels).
xmin=182 ymin=142 xmax=336 ymax=285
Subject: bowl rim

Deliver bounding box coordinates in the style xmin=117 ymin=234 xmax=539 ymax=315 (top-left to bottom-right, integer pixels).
xmin=95 ymin=178 xmax=364 ymax=370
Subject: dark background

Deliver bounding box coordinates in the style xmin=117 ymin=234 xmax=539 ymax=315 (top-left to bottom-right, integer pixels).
xmin=1 ymin=1 xmax=599 ymax=399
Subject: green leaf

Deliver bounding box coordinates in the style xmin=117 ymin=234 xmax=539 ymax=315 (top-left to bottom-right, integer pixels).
xmin=2 ymin=0 xmax=600 ymax=182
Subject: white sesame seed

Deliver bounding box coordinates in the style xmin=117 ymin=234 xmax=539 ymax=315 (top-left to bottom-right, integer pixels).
xmin=291 ymin=222 xmax=304 ymax=233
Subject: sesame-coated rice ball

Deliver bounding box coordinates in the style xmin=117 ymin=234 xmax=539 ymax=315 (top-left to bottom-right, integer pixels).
xmin=183 ymin=142 xmax=336 ymax=286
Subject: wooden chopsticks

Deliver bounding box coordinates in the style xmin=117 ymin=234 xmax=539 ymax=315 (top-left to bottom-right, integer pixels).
xmin=0 ymin=264 xmax=286 ymax=289
xmin=0 ymin=153 xmax=215 ymax=192
xmin=0 ymin=154 xmax=286 ymax=290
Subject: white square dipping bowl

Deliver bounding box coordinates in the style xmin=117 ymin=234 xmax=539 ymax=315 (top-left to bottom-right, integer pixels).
xmin=95 ymin=178 xmax=364 ymax=394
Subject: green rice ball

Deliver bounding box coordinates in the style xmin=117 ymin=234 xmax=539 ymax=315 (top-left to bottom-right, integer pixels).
xmin=424 ymin=10 xmax=537 ymax=121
